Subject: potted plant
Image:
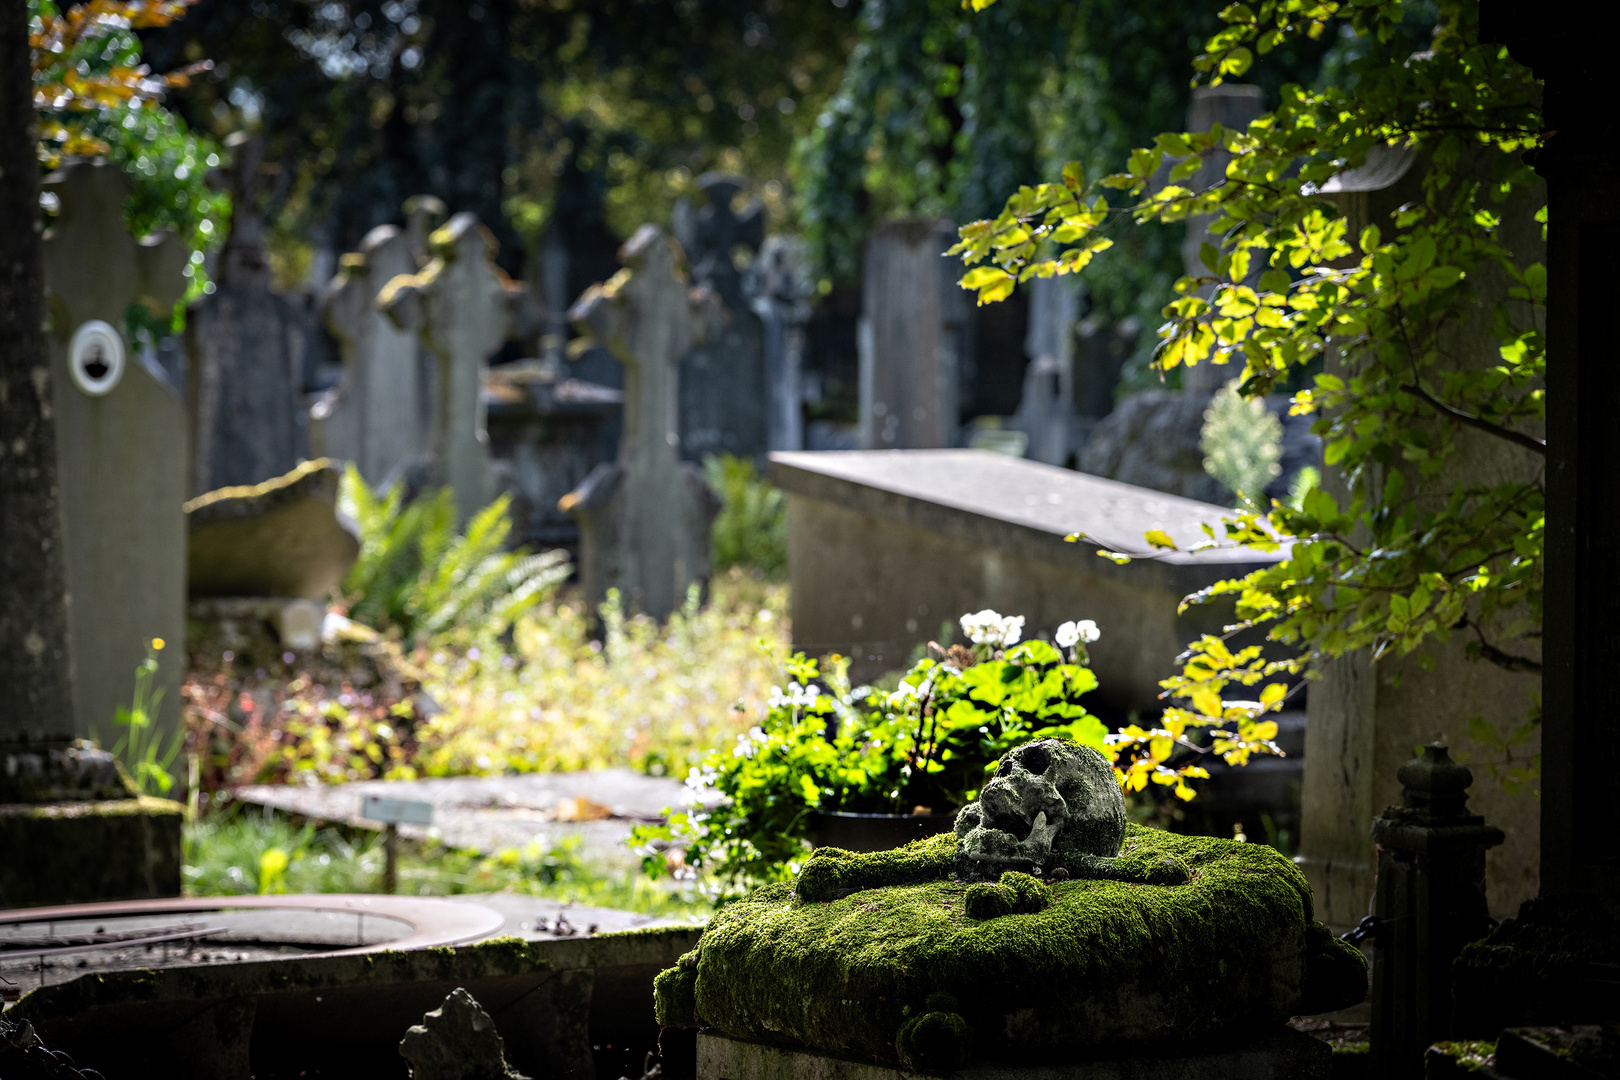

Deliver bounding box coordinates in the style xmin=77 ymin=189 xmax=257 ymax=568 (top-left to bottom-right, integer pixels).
xmin=632 ymin=610 xmax=1111 ymax=895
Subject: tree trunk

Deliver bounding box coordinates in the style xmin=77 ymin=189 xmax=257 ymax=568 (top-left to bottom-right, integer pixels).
xmin=0 ymin=0 xmax=76 ymax=736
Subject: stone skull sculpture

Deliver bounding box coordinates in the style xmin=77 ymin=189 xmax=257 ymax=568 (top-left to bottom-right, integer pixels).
xmin=953 ymin=738 xmax=1127 ymax=882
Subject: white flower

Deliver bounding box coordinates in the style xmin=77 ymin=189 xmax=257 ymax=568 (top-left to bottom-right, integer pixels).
xmin=1056 ymin=619 xmax=1101 ymax=647
xmin=959 ymin=609 xmax=1024 ymax=646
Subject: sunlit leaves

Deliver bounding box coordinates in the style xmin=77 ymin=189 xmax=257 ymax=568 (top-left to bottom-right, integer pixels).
xmin=957 ymin=0 xmax=1545 ymax=773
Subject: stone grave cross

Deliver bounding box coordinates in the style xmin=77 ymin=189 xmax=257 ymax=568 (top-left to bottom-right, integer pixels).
xmin=314 ymin=221 xmax=430 ymax=490
xmin=561 ymin=225 xmax=718 ymax=620
xmin=683 ymin=172 xmax=764 ymax=311
xmin=749 ymin=235 xmax=812 ymax=453
xmin=381 ymin=212 xmax=515 ymax=524
xmin=38 ymin=159 xmax=190 ymax=753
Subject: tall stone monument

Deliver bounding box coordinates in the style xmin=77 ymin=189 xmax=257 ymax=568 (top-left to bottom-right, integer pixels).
xmin=312 ymin=221 xmax=431 ymax=490
xmin=1297 ymin=145 xmax=1544 ymax=925
xmin=676 ymin=172 xmax=767 ymax=463
xmin=185 ymin=134 xmax=310 ymax=495
xmin=857 ymin=219 xmax=969 ymax=449
xmin=560 ymin=226 xmax=718 ymax=620
xmin=749 ymin=234 xmax=812 ymax=453
xmin=382 ymin=212 xmax=516 ymax=523
xmin=1008 ymin=274 xmax=1083 ymax=465
xmin=42 ymin=160 xmax=190 ymax=751
xmin=1179 ymin=84 xmax=1265 ymax=395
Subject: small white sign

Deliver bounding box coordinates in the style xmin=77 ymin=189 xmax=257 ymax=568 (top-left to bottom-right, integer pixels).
xmin=361 ymin=794 xmax=434 ymax=826
xmin=68 ymin=320 xmax=126 ymax=397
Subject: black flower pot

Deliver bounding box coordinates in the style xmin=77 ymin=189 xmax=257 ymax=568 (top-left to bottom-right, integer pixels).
xmin=808 ymin=811 xmax=957 ymax=853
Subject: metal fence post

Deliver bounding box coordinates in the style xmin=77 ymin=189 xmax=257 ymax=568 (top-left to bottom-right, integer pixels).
xmin=1369 ymin=743 xmax=1505 ymax=1079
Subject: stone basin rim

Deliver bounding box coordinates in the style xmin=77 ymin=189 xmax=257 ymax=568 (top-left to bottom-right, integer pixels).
xmin=0 ymin=893 xmax=505 ymax=956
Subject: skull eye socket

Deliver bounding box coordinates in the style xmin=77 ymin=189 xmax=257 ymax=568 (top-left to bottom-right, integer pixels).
xmin=1019 ymin=744 xmax=1051 ymax=776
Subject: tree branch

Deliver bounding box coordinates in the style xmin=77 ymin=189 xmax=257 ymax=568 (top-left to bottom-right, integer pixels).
xmin=1400 ymin=382 xmax=1546 ymax=455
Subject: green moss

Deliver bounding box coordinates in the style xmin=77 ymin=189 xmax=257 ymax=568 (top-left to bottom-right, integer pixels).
xmin=1453 ymin=895 xmax=1620 ymax=1037
xmin=657 ymin=824 xmax=1359 ymax=1066
xmin=796 ymin=834 xmax=955 ymax=903
xmin=896 ymin=1009 xmax=972 ymax=1073
xmin=964 ymin=872 xmax=1051 ymax=920
xmin=1297 ymin=922 xmax=1368 ymax=1016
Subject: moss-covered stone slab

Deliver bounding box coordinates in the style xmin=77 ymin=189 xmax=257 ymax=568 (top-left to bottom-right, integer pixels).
xmin=657 ymin=825 xmax=1365 ymax=1069
xmin=10 ymin=927 xmax=701 ymax=1080
xmin=696 ymin=1027 xmax=1332 ymax=1080
xmin=0 ymin=795 xmax=182 ymax=906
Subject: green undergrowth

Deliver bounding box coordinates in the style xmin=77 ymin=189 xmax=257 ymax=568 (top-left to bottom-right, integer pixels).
xmin=183 ymin=812 xmax=708 ymax=920
xmin=657 ymin=824 xmax=1366 ymax=1066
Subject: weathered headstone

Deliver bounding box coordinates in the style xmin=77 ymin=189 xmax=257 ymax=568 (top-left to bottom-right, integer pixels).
xmin=561 ymin=226 xmax=718 ymax=621
xmin=1179 ymin=84 xmax=1264 ymax=395
xmin=677 ymin=173 xmax=768 ymax=462
xmin=42 ymin=160 xmax=190 ymax=749
xmin=184 ymin=134 xmax=310 ymax=495
xmin=312 ymin=222 xmax=430 ymax=491
xmin=857 ymin=219 xmax=969 ymax=449
xmin=382 ymin=212 xmax=517 ymax=523
xmin=186 ymin=457 xmax=361 ymax=601
xmin=749 ymin=234 xmax=813 ymax=453
xmin=1008 ymin=274 xmax=1083 ymax=465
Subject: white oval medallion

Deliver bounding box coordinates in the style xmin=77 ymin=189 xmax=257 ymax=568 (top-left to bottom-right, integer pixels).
xmin=68 ymin=320 xmax=126 ymax=397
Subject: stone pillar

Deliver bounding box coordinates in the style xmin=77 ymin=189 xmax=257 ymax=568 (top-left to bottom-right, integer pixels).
xmin=1179 ymin=84 xmax=1264 ymax=395
xmin=1369 ymin=745 xmax=1504 ymax=1080
xmin=1008 ymin=274 xmax=1082 ymax=465
xmin=185 ymin=134 xmax=309 ymax=495
xmin=381 ymin=212 xmax=516 ymax=523
xmin=1 ymin=158 xmax=185 ymax=905
xmin=314 ymin=221 xmax=430 ymax=491
xmin=749 ymin=235 xmax=812 ymax=453
xmin=677 ymin=172 xmax=768 ymax=463
xmin=561 ymin=226 xmax=718 ymax=620
xmin=1297 ymin=146 xmax=1544 ymax=926
xmin=41 ymin=160 xmax=189 ymax=748
xmin=1478 ymin=1 xmax=1620 ymax=902
xmin=858 ymin=219 xmax=967 ymax=449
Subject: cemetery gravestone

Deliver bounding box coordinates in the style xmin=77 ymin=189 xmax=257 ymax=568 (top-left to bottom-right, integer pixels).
xmin=382 ymin=212 xmax=517 ymax=524
xmin=749 ymin=234 xmax=813 ymax=453
xmin=677 ymin=173 xmax=768 ymax=462
xmin=858 ymin=219 xmax=969 ymax=450
xmin=41 ymin=159 xmax=189 ymax=751
xmin=1008 ymin=274 xmax=1083 ymax=465
xmin=184 ymin=135 xmax=309 ymax=495
xmin=313 ymin=222 xmax=431 ymax=491
xmin=561 ymin=226 xmax=718 ymax=621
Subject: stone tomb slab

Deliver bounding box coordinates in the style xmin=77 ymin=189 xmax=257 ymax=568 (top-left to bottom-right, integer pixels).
xmin=234 ymin=767 xmax=712 ymax=871
xmin=697 ymin=1029 xmax=1330 ymax=1080
xmin=769 ymin=449 xmax=1283 ymax=709
xmin=7 ymin=921 xmax=701 ymax=1080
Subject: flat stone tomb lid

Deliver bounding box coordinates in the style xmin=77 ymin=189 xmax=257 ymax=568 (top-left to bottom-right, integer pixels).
xmin=0 ymin=894 xmax=504 ymax=992
xmin=770 ymin=449 xmax=1283 ymax=565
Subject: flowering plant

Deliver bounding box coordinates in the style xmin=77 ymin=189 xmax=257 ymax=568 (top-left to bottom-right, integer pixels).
xmin=631 ymin=609 xmax=1112 ymax=893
